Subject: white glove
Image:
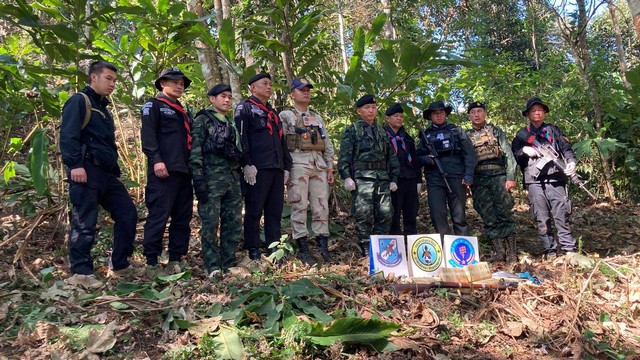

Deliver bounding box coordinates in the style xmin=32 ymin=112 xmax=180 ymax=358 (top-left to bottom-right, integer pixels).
xmin=390 ymin=182 xmax=398 ymax=192
xmin=243 ymin=165 xmax=257 ymax=186
xmin=284 ymin=170 xmax=289 ymax=184
xmin=565 ymin=162 xmax=577 ymax=177
xmin=522 ymin=146 xmax=539 ymax=157
xmin=416 ymin=183 xmax=422 ymax=193
xmin=344 ymin=178 xmax=356 ymax=191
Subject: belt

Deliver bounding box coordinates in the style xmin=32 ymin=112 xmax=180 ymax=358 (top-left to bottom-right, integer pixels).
xmin=475 ymin=164 xmax=503 ymax=172
xmin=85 ymin=153 xmax=115 ymax=172
xmin=354 ymin=161 xmax=387 ymax=170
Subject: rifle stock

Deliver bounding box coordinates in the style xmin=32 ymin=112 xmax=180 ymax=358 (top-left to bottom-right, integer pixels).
xmin=419 ymin=130 xmax=453 ymax=193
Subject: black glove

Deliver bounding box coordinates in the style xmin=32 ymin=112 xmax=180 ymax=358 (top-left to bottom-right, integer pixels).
xmin=193 ymin=177 xmax=208 ymax=203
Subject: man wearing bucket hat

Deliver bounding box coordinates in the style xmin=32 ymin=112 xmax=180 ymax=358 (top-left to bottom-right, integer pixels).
xmin=189 ymin=84 xmax=243 ymax=276
xmin=338 ymin=95 xmax=399 ymax=257
xmin=417 ymin=101 xmax=477 ymax=237
xmin=235 ymin=72 xmax=292 ymax=263
xmin=383 ymin=103 xmax=422 ymax=235
xmin=466 ymin=102 xmax=517 ymax=263
xmin=511 ymin=97 xmax=578 ymax=259
xmin=141 ymin=67 xmax=194 ymax=277
xmin=280 ymin=77 xmax=335 ymax=265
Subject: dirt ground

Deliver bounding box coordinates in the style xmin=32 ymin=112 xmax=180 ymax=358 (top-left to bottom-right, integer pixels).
xmin=0 ymin=193 xmax=639 ymax=359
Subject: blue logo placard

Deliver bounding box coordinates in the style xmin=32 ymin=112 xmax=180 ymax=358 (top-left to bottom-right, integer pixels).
xmin=377 ymin=238 xmax=402 ymax=267
xmin=448 ymin=237 xmax=478 ymax=268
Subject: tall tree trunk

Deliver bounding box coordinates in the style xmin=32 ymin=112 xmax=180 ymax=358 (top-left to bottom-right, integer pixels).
xmin=337 ymin=0 xmax=349 ymax=73
xmin=551 ymin=0 xmax=616 ymax=200
xmin=219 ymin=0 xmax=242 ymax=104
xmin=188 ymin=0 xmax=223 ymax=89
xmin=628 ymin=0 xmax=640 ymax=39
xmin=528 ymin=0 xmax=540 ymax=70
xmin=213 ymin=0 xmax=229 ymax=84
xmin=279 ymin=2 xmax=294 ymax=84
xmin=380 ymin=0 xmax=396 ymax=39
xmin=609 ymin=1 xmax=631 ymax=88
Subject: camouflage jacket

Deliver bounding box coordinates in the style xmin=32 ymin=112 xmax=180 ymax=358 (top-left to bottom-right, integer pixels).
xmin=189 ymin=108 xmax=241 ymax=179
xmin=338 ymin=119 xmax=399 ymax=181
xmin=466 ymin=123 xmax=516 ymax=181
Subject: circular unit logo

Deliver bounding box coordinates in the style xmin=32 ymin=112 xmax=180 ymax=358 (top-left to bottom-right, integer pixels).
xmin=411 ymin=236 xmax=442 ymax=273
xmin=449 ymin=237 xmax=476 ymax=267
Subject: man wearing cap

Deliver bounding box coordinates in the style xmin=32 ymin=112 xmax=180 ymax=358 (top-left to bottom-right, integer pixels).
xmin=338 ymin=95 xmax=399 ymax=257
xmin=512 ymin=97 xmax=578 ymax=259
xmin=60 ymin=60 xmax=139 ymax=279
xmin=466 ymin=102 xmax=517 ymax=263
xmin=383 ymin=103 xmax=422 ymax=235
xmin=417 ymin=101 xmax=477 ymax=237
xmin=141 ymin=67 xmax=194 ymax=277
xmin=280 ymin=77 xmax=335 ymax=265
xmin=190 ymin=84 xmax=243 ymax=276
xmin=235 ymin=73 xmax=292 ymax=261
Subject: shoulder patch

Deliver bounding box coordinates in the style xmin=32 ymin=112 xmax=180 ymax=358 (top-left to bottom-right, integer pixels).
xmin=142 ymin=102 xmax=153 ymax=116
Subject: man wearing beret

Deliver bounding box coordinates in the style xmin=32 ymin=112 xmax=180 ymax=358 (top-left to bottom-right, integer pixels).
xmin=280 ymin=77 xmax=335 ymax=265
xmin=338 ymin=95 xmax=399 ymax=257
xmin=235 ymin=73 xmax=293 ymax=262
xmin=141 ymin=67 xmax=194 ymax=278
xmin=383 ymin=103 xmax=422 ymax=235
xmin=466 ymin=102 xmax=517 ymax=263
xmin=189 ymin=84 xmax=243 ymax=276
xmin=417 ymin=101 xmax=477 ymax=237
xmin=511 ymin=97 xmax=578 ymax=259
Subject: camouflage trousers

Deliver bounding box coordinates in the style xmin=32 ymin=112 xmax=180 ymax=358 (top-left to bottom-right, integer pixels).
xmin=471 ymin=173 xmax=515 ymax=239
xmin=353 ymin=178 xmax=392 ymax=244
xmin=287 ymin=165 xmax=329 ymax=239
xmin=197 ymin=172 xmax=242 ymax=272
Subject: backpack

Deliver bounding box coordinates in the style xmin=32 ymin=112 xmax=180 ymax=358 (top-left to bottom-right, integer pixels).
xmin=77 ymin=92 xmax=106 ymax=129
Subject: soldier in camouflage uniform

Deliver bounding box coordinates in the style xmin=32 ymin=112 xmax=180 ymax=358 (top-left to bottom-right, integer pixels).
xmin=338 ymin=95 xmax=399 ymax=257
xmin=280 ymin=77 xmax=335 ymax=265
xmin=189 ymin=84 xmax=243 ymax=275
xmin=466 ymin=102 xmax=517 ymax=263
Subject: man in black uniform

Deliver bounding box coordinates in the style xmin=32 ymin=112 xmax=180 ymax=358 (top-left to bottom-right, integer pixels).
xmin=512 ymin=97 xmax=579 ymax=259
xmin=141 ymin=67 xmax=193 ymax=276
xmin=235 ymin=73 xmax=292 ymax=261
xmin=417 ymin=101 xmax=477 ymax=236
xmin=60 ymin=60 xmax=138 ymax=277
xmin=383 ymin=103 xmax=422 ymax=235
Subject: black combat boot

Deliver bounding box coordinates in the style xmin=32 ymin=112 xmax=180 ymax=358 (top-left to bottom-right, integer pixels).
xmin=489 ymin=238 xmax=506 ymax=262
xmin=316 ymin=235 xmax=334 ymax=263
xmin=296 ymin=237 xmax=316 ymax=266
xmin=505 ymin=234 xmax=517 ymax=263
xmin=248 ymin=248 xmax=261 ymax=261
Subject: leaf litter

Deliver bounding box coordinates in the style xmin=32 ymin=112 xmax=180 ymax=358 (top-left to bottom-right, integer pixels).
xmin=0 ymin=199 xmax=638 ymax=359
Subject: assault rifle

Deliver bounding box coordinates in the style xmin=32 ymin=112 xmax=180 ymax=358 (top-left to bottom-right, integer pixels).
xmin=391 ymin=280 xmax=518 ymax=295
xmin=516 ymin=133 xmax=596 ymax=200
xmin=419 ymin=130 xmax=452 ymax=193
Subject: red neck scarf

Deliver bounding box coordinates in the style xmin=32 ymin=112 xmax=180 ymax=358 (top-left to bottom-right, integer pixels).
xmin=156 ymin=97 xmax=192 ymax=150
xmin=247 ymin=98 xmax=283 ymax=138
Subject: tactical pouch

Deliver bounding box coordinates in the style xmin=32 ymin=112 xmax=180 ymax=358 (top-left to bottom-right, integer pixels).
xmin=470 ymin=128 xmax=501 ymax=161
xmin=286 ymin=134 xmax=300 ymax=152
xmin=299 ymin=130 xmax=325 ymax=151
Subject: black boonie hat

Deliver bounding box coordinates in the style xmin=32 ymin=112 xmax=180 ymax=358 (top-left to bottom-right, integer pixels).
xmin=248 ymin=72 xmax=271 ymax=85
xmin=423 ymin=101 xmax=453 ymax=120
xmin=290 ymin=77 xmax=313 ymax=91
xmin=155 ymin=67 xmax=191 ymax=91
xmin=522 ymin=97 xmax=549 ymax=116
xmin=207 ymin=84 xmax=232 ymax=97
xmin=385 ymin=103 xmax=403 ymax=116
xmin=356 ymin=94 xmax=376 ymax=108
xmin=467 ymin=101 xmax=486 ymax=114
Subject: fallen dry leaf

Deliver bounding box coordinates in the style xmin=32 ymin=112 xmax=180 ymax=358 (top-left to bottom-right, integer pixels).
xmin=189 ymin=316 xmax=222 ymax=339
xmin=502 ymin=321 xmax=524 ymax=337
xmin=86 ymin=321 xmax=117 ymax=354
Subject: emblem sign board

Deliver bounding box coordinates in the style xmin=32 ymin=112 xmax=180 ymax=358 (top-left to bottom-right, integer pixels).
xmin=406 ymin=234 xmax=444 ymax=277
xmin=443 ymin=235 xmax=480 ymax=268
xmin=369 ymin=235 xmax=409 ymax=277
